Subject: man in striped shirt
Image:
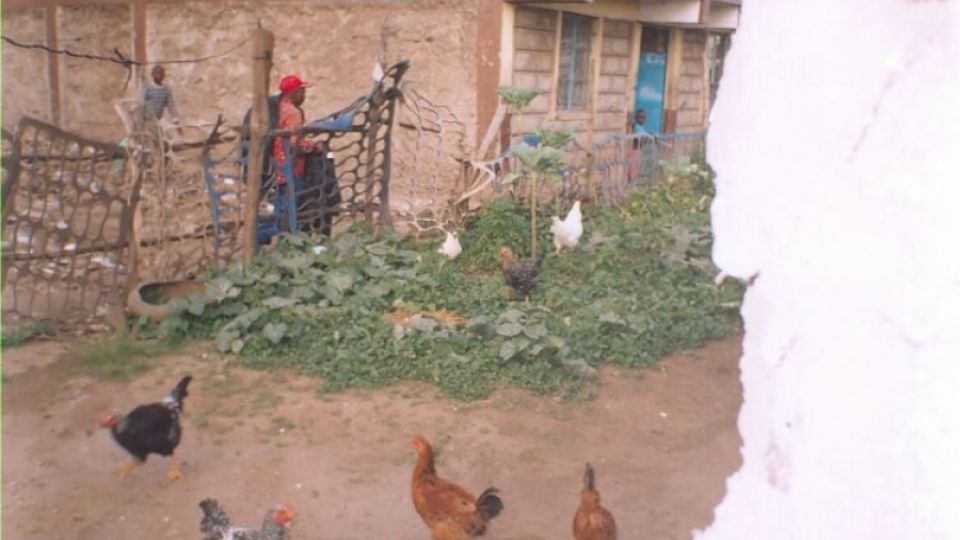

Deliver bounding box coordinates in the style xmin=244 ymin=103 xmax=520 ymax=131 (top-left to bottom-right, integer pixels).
xmin=140 ymin=65 xmax=180 ymax=124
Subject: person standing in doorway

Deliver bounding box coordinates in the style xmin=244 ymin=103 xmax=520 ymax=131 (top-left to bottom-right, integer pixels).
xmin=633 ymin=108 xmax=651 ymax=137
xmin=140 ymin=65 xmax=180 ymax=124
xmin=628 ymin=108 xmax=654 ymax=182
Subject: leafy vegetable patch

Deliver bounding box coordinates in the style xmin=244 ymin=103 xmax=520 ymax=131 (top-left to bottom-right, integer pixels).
xmin=152 ymin=171 xmax=743 ymax=400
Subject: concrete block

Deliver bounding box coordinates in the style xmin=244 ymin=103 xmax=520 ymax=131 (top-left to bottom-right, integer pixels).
xmin=604 ymin=19 xmax=633 ymax=38
xmin=515 ymin=28 xmax=555 ymax=52
xmin=601 ymin=56 xmax=630 ymax=76
xmin=515 ymin=6 xmax=557 ymax=31
xmin=602 ymin=36 xmax=631 ymax=56
xmin=514 ymin=50 xmax=555 ymax=73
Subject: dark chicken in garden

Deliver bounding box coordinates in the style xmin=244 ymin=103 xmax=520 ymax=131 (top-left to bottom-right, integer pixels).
xmin=411 ymin=435 xmax=504 ymax=538
xmin=573 ymin=463 xmax=618 ymax=540
xmin=100 ymin=375 xmax=192 ymax=481
xmin=499 ymin=246 xmax=546 ymax=298
xmin=199 ymin=498 xmax=295 ymax=540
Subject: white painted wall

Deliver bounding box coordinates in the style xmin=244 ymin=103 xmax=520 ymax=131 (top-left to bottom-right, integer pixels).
xmin=698 ymin=1 xmax=960 ymax=538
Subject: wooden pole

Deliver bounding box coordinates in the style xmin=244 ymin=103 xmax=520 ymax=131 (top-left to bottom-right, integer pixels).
xmin=242 ymin=26 xmax=274 ymax=264
xmin=132 ymin=0 xmax=147 ymax=96
xmin=45 ymin=5 xmax=61 ymax=126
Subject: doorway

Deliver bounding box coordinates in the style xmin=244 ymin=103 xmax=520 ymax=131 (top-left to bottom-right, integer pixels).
xmin=634 ymin=27 xmax=670 ymax=135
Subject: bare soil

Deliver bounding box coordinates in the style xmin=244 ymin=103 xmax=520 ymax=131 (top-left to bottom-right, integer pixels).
xmin=1 ymin=336 xmax=743 ymax=540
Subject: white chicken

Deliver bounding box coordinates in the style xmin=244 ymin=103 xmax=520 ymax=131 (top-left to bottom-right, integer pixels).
xmin=550 ymin=200 xmax=583 ymax=254
xmin=438 ymin=231 xmax=462 ymax=260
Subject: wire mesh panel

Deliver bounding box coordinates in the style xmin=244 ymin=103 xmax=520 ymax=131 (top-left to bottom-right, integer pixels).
xmin=116 ymin=100 xmax=239 ymax=282
xmin=457 ymin=129 xmax=705 ymax=211
xmin=201 ymin=123 xmax=248 ymax=269
xmin=589 ymin=132 xmax=660 ymax=205
xmin=252 ymin=60 xmax=410 ymax=243
xmin=392 ymin=88 xmax=468 ymax=237
xmin=1 ymin=117 xmax=134 ymax=326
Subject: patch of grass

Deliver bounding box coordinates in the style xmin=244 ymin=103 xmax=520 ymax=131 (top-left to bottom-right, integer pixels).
xmin=1 ymin=322 xmax=53 ymax=349
xmin=154 ymin=171 xmax=743 ymax=400
xmin=76 ymin=335 xmax=181 ymax=380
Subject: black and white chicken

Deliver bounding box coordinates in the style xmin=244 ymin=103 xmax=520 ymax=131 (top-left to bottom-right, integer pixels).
xmin=100 ymin=375 xmax=192 ymax=481
xmin=499 ymin=246 xmax=546 ymax=300
xmin=199 ymin=498 xmax=295 ymax=540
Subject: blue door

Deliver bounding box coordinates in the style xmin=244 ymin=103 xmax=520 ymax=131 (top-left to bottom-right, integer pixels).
xmin=634 ymin=52 xmax=668 ymax=135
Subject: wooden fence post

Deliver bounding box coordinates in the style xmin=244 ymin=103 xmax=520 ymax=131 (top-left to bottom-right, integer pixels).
xmin=242 ymin=26 xmax=274 ymax=264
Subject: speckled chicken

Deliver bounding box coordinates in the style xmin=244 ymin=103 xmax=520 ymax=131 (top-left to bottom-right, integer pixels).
xmin=199 ymin=498 xmax=295 ymax=540
xmin=499 ymin=247 xmax=546 ymax=299
xmin=573 ymin=463 xmax=617 ymax=540
xmin=100 ymin=375 xmax=192 ymax=481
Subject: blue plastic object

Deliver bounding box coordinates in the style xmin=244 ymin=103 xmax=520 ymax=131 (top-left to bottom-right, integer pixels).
xmin=306 ymin=113 xmax=354 ymax=132
xmin=522 ymin=133 xmax=541 ymax=147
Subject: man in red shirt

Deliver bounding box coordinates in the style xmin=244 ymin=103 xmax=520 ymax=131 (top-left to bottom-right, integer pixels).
xmin=273 ymin=74 xmax=316 ymax=187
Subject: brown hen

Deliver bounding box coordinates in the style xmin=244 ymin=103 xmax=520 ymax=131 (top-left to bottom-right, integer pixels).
xmin=410 ymin=435 xmax=504 ymax=538
xmin=430 ymin=518 xmax=472 ymax=540
xmin=573 ymin=463 xmax=617 ymax=540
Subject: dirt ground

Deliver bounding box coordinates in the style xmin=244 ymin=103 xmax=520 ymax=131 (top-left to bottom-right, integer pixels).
xmin=1 ymin=335 xmax=743 ymax=540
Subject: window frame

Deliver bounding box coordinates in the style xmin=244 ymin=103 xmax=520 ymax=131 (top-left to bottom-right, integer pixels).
xmin=550 ymin=10 xmax=598 ymax=119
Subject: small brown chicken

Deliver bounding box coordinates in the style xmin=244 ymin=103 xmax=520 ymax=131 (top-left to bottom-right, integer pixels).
xmin=573 ymin=463 xmax=617 ymax=540
xmin=499 ymin=247 xmax=546 ymax=299
xmin=410 ymin=435 xmax=504 ymax=538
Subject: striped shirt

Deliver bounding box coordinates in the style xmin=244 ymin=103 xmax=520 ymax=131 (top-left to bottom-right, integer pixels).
xmin=140 ymin=81 xmax=179 ymax=122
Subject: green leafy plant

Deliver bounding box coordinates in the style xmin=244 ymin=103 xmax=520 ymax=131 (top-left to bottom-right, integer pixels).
xmin=534 ymin=126 xmax=575 ymax=149
xmin=149 ymin=176 xmax=741 ymax=401
xmin=1 ymin=322 xmax=53 ymax=349
xmin=498 ymin=86 xmax=540 ymax=113
xmin=506 ymin=142 xmax=569 ymax=257
xmin=496 ymin=84 xmax=574 ymax=258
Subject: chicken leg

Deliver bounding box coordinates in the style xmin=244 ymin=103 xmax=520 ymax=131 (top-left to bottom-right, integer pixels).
xmin=113 ymin=460 xmax=141 ymax=479
xmin=165 ymin=456 xmax=183 ymax=481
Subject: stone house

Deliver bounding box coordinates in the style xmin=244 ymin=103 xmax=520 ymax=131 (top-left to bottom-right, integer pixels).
xmin=1 ymin=0 xmax=738 ymax=159
xmin=495 ymin=0 xmax=738 ymax=151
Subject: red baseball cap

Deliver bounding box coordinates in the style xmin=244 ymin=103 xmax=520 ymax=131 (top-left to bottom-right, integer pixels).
xmin=279 ymin=75 xmax=311 ymax=94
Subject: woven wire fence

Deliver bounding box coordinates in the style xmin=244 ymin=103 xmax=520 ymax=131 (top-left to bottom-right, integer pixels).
xmin=457 ymin=129 xmax=707 ymax=213
xmin=2 ymin=60 xmax=706 ymax=329
xmin=391 ymin=87 xmax=469 ymax=239
xmin=1 ymin=117 xmax=135 ymax=326
xmin=245 ymin=60 xmax=410 ymax=243
xmin=1 ymin=61 xmax=410 ymax=327
xmin=116 ymin=100 xmax=239 ymax=284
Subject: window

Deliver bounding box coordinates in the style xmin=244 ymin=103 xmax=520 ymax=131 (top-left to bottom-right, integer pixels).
xmin=556 ymin=12 xmax=594 ymax=112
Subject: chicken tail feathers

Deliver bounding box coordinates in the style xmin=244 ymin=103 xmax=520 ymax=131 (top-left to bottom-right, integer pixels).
xmin=477 ymin=487 xmax=504 ymax=520
xmin=164 ymin=375 xmax=193 ymax=411
xmin=584 ymin=462 xmax=596 ymax=491
xmin=199 ymin=498 xmax=231 ymax=536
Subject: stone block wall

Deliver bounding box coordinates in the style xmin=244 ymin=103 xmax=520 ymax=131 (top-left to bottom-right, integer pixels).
xmin=2 ymin=0 xmax=480 ymax=146
xmin=672 ymin=28 xmax=708 ymax=132
xmin=2 ymin=9 xmax=52 ymax=130
xmin=511 ymin=6 xmax=635 ymax=145
xmin=511 ymin=5 xmax=556 ymax=126
xmin=594 ymin=19 xmax=632 ymax=141
xmin=58 ymin=4 xmax=132 ymax=139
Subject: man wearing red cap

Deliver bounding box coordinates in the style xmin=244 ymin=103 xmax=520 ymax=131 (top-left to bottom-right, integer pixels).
xmin=273 ymin=75 xmax=316 ymax=188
